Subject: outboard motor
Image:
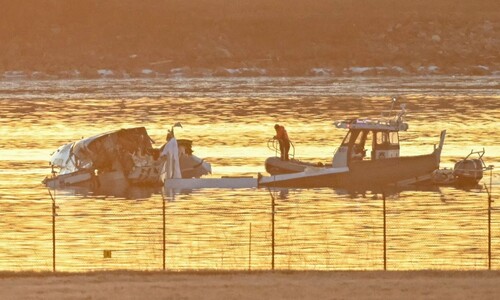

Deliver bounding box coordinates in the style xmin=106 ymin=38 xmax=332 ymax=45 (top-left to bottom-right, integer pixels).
xmin=453 ymin=158 xmax=484 ymax=185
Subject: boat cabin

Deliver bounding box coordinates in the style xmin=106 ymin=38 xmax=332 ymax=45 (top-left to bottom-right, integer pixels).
xmin=332 ymin=117 xmax=409 ymax=168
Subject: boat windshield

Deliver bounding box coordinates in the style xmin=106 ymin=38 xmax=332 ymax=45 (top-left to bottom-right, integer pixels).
xmin=341 ymin=131 xmax=352 ymax=146
xmin=340 ymin=129 xmax=373 ymax=161
xmin=375 ymin=131 xmax=399 ymax=149
xmin=342 ymin=129 xmax=403 ymax=161
xmin=352 ymin=130 xmax=372 ymax=160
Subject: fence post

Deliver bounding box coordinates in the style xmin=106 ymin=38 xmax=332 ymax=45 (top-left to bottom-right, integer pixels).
xmin=164 ymin=198 xmax=166 ymax=270
xmin=48 ymin=188 xmax=56 ymax=272
xmin=383 ymin=192 xmax=387 ymax=271
xmin=272 ymin=192 xmax=275 ymax=270
xmin=268 ymin=188 xmax=275 ymax=270
xmin=487 ymin=166 xmax=493 ymax=270
xmin=161 ymin=191 xmax=166 ymax=271
xmin=249 ymin=222 xmax=252 ymax=271
xmin=52 ymin=196 xmax=56 ymax=272
xmin=488 ymin=189 xmax=491 ymax=270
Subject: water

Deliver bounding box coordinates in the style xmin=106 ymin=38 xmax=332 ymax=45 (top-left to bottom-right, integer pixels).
xmin=0 ymin=76 xmax=499 ymax=271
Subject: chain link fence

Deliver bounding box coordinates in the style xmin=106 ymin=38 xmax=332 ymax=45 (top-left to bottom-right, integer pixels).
xmin=0 ymin=184 xmax=497 ymax=272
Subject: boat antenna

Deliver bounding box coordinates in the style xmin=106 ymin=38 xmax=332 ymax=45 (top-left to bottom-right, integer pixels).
xmin=397 ymin=104 xmax=406 ymax=123
xmin=389 ymin=97 xmax=397 ymax=116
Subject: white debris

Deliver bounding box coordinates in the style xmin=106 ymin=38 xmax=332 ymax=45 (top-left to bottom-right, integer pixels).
xmin=97 ymin=69 xmax=114 ymax=77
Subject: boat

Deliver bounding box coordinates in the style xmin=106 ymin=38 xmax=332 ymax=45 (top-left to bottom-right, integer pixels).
xmin=43 ymin=125 xmax=211 ymax=189
xmin=259 ymin=101 xmax=447 ymax=189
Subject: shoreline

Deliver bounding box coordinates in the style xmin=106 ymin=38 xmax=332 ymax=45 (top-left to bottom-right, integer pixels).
xmin=2 ymin=1 xmax=498 ymax=79
xmin=2 ymin=70 xmax=499 ymax=81
xmin=2 ymin=270 xmax=500 ymax=299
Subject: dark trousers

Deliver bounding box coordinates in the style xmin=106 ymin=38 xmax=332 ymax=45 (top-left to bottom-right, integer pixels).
xmin=279 ymin=139 xmax=290 ymax=160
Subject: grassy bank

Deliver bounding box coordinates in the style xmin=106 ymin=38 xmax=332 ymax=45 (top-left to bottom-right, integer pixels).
xmin=1 ymin=270 xmax=500 ymax=299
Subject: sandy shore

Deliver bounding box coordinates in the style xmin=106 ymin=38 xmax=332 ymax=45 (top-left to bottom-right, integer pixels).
xmin=1 ymin=271 xmax=500 ymax=300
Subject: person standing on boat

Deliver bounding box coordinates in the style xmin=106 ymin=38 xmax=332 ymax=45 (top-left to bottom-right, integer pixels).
xmin=274 ymin=124 xmax=290 ymax=161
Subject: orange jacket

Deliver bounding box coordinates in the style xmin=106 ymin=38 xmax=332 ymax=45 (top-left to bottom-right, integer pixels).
xmin=275 ymin=126 xmax=289 ymax=141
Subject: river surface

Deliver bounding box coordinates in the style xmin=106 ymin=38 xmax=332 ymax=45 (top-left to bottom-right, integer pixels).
xmin=0 ymin=76 xmax=499 ymax=271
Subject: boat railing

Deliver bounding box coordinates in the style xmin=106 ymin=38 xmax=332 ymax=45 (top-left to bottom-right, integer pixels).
xmin=334 ymin=103 xmax=408 ymax=131
xmin=334 ymin=118 xmax=409 ymax=131
xmin=267 ymin=138 xmax=295 ymax=160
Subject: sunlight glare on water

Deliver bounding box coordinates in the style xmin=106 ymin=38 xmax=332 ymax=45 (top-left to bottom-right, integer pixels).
xmin=0 ymin=76 xmax=498 ymax=271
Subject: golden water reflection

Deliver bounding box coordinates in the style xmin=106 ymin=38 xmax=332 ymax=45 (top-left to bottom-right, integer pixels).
xmin=0 ymin=76 xmax=498 ymax=271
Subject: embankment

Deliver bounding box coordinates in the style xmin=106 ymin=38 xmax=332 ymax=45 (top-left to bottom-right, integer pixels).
xmin=1 ymin=0 xmax=498 ymax=78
